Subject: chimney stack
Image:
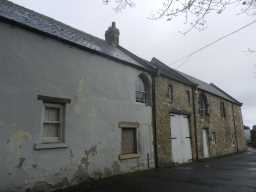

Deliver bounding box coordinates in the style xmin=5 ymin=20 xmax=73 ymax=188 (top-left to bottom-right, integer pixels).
xmin=105 ymin=22 xmax=120 ymax=47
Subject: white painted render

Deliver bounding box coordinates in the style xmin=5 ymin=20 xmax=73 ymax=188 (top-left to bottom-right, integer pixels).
xmin=0 ymin=21 xmax=154 ymax=192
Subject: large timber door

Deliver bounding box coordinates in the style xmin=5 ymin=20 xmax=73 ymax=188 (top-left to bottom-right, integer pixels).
xmin=170 ymin=114 xmax=192 ymax=164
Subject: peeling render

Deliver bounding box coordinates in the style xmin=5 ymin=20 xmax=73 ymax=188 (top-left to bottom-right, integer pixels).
xmin=0 ymin=21 xmax=155 ymax=192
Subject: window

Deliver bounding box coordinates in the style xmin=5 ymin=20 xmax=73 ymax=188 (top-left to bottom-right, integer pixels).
xmin=186 ymin=90 xmax=191 ymax=105
xmin=118 ymin=121 xmax=139 ymax=160
xmin=199 ymin=93 xmax=208 ymax=117
xmin=136 ymin=74 xmax=151 ymax=105
xmin=136 ymin=76 xmax=146 ymax=103
xmin=35 ymin=95 xmax=71 ymax=150
xmin=121 ymin=128 xmax=137 ymax=154
xmin=167 ymin=85 xmax=173 ymax=103
xmin=220 ymin=101 xmax=226 ymax=118
xmin=42 ymin=103 xmax=64 ymax=143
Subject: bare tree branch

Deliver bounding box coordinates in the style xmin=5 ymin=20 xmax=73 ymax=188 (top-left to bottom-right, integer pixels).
xmin=103 ymin=0 xmax=256 ymax=32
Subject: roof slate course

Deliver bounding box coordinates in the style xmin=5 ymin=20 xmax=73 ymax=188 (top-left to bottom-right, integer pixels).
xmin=151 ymin=58 xmax=241 ymax=105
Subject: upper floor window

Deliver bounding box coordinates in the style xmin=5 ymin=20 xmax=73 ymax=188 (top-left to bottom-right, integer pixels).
xmin=220 ymin=101 xmax=226 ymax=118
xmin=136 ymin=74 xmax=151 ymax=105
xmin=186 ymin=90 xmax=191 ymax=105
xmin=199 ymin=93 xmax=208 ymax=116
xmin=167 ymin=85 xmax=174 ymax=103
xmin=136 ymin=76 xmax=146 ymax=103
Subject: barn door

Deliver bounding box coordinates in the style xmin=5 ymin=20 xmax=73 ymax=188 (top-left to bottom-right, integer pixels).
xmin=170 ymin=114 xmax=192 ymax=164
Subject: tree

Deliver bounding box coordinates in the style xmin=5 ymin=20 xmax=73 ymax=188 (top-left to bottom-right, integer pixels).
xmin=103 ymin=0 xmax=256 ymax=33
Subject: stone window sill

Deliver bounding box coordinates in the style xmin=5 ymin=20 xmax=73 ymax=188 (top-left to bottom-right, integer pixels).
xmin=119 ymin=153 xmax=140 ymax=160
xmin=34 ymin=143 xmax=68 ymax=150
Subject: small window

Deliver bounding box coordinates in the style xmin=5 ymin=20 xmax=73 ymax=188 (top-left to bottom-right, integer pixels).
xmin=199 ymin=93 xmax=208 ymax=117
xmin=42 ymin=103 xmax=64 ymax=143
xmin=186 ymin=90 xmax=191 ymax=105
xmin=167 ymin=85 xmax=173 ymax=103
xmin=220 ymin=101 xmax=226 ymax=118
xmin=121 ymin=128 xmax=137 ymax=154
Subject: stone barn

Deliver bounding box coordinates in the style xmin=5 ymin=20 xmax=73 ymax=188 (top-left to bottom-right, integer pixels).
xmin=150 ymin=58 xmax=247 ymax=167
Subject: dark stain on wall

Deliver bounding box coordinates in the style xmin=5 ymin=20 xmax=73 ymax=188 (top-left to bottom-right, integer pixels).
xmin=16 ymin=157 xmax=26 ymax=168
xmin=72 ymin=145 xmax=98 ymax=184
xmin=69 ymin=149 xmax=74 ymax=159
xmin=112 ymin=161 xmax=121 ymax=175
xmin=30 ymin=181 xmax=52 ymax=192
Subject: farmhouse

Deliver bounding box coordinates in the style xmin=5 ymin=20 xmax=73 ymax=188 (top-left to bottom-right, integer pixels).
xmin=0 ymin=1 xmax=246 ymax=191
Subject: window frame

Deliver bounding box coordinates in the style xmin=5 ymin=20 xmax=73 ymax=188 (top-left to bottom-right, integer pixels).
xmin=136 ymin=76 xmax=146 ymax=103
xmin=121 ymin=127 xmax=138 ymax=155
xmin=135 ymin=73 xmax=151 ymax=105
xmin=199 ymin=93 xmax=209 ymax=117
xmin=167 ymin=84 xmax=174 ymax=103
xmin=42 ymin=103 xmax=64 ymax=144
xmin=34 ymin=95 xmax=70 ymax=150
xmin=118 ymin=121 xmax=140 ymax=160
xmin=220 ymin=101 xmax=226 ymax=118
xmin=186 ymin=90 xmax=191 ymax=105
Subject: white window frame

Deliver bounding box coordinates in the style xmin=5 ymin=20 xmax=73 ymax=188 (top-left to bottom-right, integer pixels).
xmin=41 ymin=103 xmax=65 ymax=144
xmin=136 ymin=77 xmax=146 ymax=104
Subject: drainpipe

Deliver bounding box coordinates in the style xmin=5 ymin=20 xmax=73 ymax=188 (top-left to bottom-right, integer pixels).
xmin=152 ymin=72 xmax=158 ymax=168
xmin=232 ymin=104 xmax=239 ymax=153
xmin=192 ymin=87 xmax=199 ymax=160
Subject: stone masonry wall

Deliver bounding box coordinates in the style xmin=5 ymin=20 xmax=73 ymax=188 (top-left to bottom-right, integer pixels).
xmin=155 ymin=76 xmax=196 ymax=167
xmin=155 ymin=74 xmax=247 ymax=167
xmin=233 ymin=105 xmax=247 ymax=152
xmin=194 ymin=90 xmax=247 ymax=159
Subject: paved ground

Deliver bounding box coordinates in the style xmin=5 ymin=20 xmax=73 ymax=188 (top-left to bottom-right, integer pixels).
xmin=58 ymin=149 xmax=256 ymax=192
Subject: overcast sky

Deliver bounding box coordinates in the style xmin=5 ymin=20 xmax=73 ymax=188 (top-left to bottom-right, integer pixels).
xmin=10 ymin=0 xmax=256 ymax=128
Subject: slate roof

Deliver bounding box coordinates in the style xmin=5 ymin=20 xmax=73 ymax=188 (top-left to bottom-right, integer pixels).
xmin=0 ymin=0 xmax=241 ymax=105
xmin=150 ymin=58 xmax=196 ymax=87
xmin=151 ymin=58 xmax=242 ymax=105
xmin=118 ymin=46 xmax=155 ymax=72
xmin=0 ymin=0 xmax=145 ymax=68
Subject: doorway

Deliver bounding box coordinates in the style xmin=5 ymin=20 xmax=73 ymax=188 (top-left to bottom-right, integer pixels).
xmin=202 ymin=128 xmax=209 ymax=158
xmin=170 ymin=114 xmax=192 ymax=164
